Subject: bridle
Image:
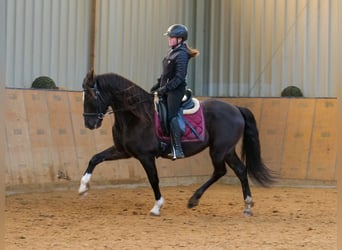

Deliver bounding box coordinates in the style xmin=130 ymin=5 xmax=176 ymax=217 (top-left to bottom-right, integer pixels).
xmin=83 ymin=79 xmax=152 ymax=120
xmin=82 ymin=81 xmax=112 ymax=120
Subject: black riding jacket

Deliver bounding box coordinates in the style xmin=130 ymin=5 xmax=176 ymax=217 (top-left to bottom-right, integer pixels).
xmin=159 ymin=43 xmax=190 ymax=91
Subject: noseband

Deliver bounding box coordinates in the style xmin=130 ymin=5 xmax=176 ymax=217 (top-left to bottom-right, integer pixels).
xmin=83 ymin=82 xmax=112 ymax=120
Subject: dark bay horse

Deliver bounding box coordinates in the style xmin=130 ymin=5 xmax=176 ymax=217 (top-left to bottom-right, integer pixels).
xmin=79 ymin=69 xmax=274 ymax=216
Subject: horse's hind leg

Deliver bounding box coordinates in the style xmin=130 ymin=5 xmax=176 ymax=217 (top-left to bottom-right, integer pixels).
xmin=225 ymin=151 xmax=254 ymax=216
xmin=188 ymin=153 xmax=227 ymax=208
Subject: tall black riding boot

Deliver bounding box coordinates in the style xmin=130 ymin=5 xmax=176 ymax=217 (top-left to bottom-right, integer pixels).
xmin=168 ymin=117 xmax=185 ymax=160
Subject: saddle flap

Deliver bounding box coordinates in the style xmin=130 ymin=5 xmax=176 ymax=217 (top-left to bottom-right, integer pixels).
xmin=154 ymin=89 xmax=203 ymax=141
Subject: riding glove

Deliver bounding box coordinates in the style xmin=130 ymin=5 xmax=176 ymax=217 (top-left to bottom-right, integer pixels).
xmin=150 ymin=83 xmax=160 ymax=93
xmin=157 ymin=86 xmax=167 ymax=96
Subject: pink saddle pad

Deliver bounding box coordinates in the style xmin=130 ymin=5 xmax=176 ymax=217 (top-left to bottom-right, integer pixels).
xmin=154 ymin=104 xmax=205 ymax=142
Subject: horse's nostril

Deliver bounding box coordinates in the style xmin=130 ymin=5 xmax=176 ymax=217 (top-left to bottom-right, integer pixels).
xmin=84 ymin=119 xmax=100 ymax=130
xmin=84 ymin=120 xmax=93 ymax=130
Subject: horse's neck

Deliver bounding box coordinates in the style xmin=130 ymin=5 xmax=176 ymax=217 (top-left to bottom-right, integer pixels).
xmin=111 ymin=102 xmax=154 ymax=124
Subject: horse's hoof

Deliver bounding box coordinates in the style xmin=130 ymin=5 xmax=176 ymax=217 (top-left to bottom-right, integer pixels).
xmin=243 ymin=210 xmax=253 ymax=217
xmin=187 ymin=197 xmax=199 ymax=208
xmin=150 ymin=208 xmax=161 ymax=216
xmin=78 ymin=183 xmax=89 ymax=195
xmin=150 ymin=211 xmax=160 ymax=216
xmin=149 ymin=197 xmax=164 ymax=216
xmin=80 ymin=191 xmax=88 ymax=197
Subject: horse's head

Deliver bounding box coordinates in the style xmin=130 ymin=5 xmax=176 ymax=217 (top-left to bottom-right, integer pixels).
xmin=82 ymin=69 xmax=108 ymax=129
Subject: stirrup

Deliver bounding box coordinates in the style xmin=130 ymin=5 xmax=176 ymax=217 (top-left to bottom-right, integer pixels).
xmin=167 ymin=149 xmax=184 ymax=160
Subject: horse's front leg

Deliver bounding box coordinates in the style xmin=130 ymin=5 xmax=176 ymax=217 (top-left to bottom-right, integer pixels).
xmin=78 ymin=146 xmax=130 ymax=195
xmin=138 ymin=156 xmax=164 ymax=216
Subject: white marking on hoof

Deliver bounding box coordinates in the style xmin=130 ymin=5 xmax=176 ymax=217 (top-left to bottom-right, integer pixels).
xmin=243 ymin=209 xmax=253 ymax=217
xmin=78 ymin=173 xmax=92 ymax=194
xmin=243 ymin=195 xmax=254 ymax=216
xmin=150 ymin=197 xmax=164 ymax=216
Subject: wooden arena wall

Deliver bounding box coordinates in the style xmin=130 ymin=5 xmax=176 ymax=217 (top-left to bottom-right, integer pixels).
xmin=5 ymin=89 xmax=337 ymax=191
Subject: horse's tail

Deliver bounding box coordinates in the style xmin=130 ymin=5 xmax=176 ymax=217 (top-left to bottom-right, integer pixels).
xmin=238 ymin=107 xmax=275 ymax=187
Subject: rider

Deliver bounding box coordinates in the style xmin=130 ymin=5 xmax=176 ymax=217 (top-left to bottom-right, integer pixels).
xmin=151 ymin=24 xmax=199 ymax=160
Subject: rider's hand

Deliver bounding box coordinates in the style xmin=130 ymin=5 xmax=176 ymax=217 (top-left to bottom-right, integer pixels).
xmin=157 ymin=87 xmax=167 ymax=96
xmin=150 ymin=83 xmax=160 ymax=93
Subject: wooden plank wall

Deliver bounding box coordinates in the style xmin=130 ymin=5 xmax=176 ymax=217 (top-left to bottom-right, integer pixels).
xmin=4 ymin=89 xmax=337 ymax=190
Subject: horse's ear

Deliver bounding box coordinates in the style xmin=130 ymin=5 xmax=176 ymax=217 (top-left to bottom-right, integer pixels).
xmin=87 ymin=69 xmax=94 ymax=80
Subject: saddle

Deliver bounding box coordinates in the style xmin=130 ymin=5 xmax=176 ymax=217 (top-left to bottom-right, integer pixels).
xmin=154 ymin=89 xmax=204 ymax=142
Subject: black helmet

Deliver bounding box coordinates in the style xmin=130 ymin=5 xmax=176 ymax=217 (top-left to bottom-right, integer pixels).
xmin=164 ymin=24 xmax=188 ymax=41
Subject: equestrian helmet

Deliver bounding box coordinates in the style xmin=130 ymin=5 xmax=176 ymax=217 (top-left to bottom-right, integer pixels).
xmin=164 ymin=24 xmax=188 ymax=41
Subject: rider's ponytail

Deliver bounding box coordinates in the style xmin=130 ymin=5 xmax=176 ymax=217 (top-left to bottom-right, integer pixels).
xmin=185 ymin=43 xmax=200 ymax=58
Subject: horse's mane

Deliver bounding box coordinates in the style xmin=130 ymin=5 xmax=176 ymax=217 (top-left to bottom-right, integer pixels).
xmin=94 ymin=73 xmax=154 ymax=122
